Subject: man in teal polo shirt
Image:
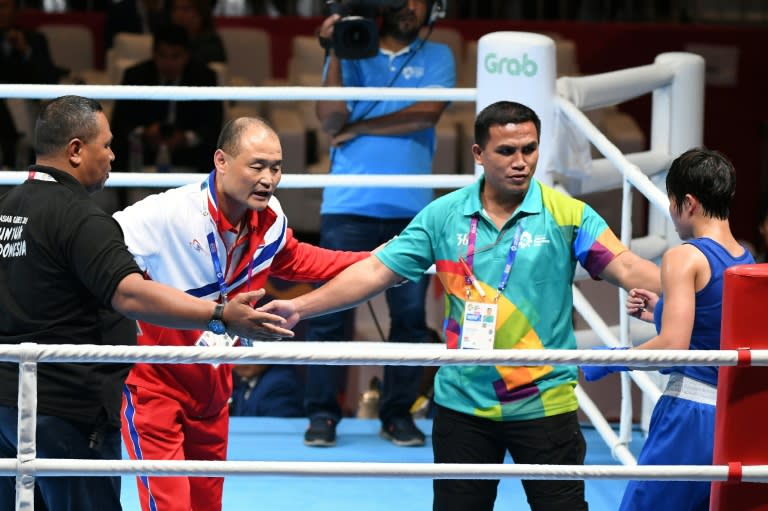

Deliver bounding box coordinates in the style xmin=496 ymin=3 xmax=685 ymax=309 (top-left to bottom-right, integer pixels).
xmin=261 ymin=100 xmax=661 ymax=511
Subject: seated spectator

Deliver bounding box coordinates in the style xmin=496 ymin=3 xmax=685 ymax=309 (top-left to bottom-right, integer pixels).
xmin=169 ymin=0 xmax=226 ymax=65
xmin=104 ymin=0 xmax=169 ymax=49
xmin=0 ymin=0 xmax=60 ymax=169
xmin=110 ymin=23 xmax=223 ymax=173
xmin=230 ymin=365 xmax=304 ymax=418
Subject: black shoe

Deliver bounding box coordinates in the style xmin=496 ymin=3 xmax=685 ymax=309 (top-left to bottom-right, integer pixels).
xmin=380 ymin=416 xmax=426 ymax=447
xmin=304 ymin=417 xmax=337 ymax=447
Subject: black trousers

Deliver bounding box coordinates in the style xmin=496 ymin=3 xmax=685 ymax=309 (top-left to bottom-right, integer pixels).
xmin=432 ymin=405 xmax=588 ymax=511
xmin=0 ymin=405 xmax=123 ymax=511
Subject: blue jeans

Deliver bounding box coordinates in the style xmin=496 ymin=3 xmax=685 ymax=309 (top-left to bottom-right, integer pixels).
xmin=0 ymin=406 xmax=123 ymax=511
xmin=304 ymin=214 xmax=430 ymax=424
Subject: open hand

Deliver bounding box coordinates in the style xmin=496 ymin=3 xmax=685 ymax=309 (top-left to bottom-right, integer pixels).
xmin=223 ymin=290 xmax=295 ymax=340
xmin=257 ymin=299 xmax=301 ymax=330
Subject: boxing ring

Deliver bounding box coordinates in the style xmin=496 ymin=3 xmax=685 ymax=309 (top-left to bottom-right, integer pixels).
xmin=4 ymin=344 xmax=768 ymax=511
xmin=1 ymin=32 xmax=766 ymax=510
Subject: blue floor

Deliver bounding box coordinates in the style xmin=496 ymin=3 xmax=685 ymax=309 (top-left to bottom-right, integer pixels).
xmin=121 ymin=417 xmax=646 ymax=511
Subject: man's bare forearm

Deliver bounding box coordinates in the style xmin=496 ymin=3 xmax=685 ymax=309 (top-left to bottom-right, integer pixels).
xmin=293 ymin=256 xmax=402 ymax=320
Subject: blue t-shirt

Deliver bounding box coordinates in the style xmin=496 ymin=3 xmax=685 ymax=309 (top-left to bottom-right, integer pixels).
xmin=653 ymin=237 xmax=754 ymax=385
xmin=321 ymin=39 xmax=456 ymax=219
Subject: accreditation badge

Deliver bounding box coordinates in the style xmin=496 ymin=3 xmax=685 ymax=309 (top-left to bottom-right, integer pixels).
xmin=460 ymin=300 xmax=497 ymax=350
xmin=195 ymin=331 xmax=237 ymax=368
xmin=195 ymin=331 xmax=236 ymax=348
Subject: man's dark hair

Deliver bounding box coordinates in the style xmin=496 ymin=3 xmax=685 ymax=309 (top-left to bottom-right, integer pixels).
xmin=33 ymin=95 xmax=103 ymax=157
xmin=153 ymin=23 xmax=190 ymax=52
xmin=474 ymin=101 xmax=541 ymax=149
xmin=217 ymin=117 xmax=276 ymax=156
xmin=173 ymin=0 xmax=216 ymax=32
xmin=666 ymin=147 xmax=736 ymax=220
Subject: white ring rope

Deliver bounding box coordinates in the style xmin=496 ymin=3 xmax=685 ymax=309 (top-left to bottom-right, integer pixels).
xmin=10 ymin=342 xmax=757 ymax=485
xmin=103 ymin=173 xmax=475 ymax=189
xmin=0 ymin=171 xmax=476 ymax=188
xmin=0 ymin=84 xmax=477 ymax=102
xmin=0 ymin=459 xmax=763 ymax=482
xmin=4 ymin=342 xmax=766 ymax=367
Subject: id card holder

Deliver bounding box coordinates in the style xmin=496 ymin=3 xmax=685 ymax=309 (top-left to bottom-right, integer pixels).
xmin=195 ymin=331 xmax=236 ymax=368
xmin=195 ymin=330 xmax=236 ymax=348
xmin=460 ymin=300 xmax=497 ymax=350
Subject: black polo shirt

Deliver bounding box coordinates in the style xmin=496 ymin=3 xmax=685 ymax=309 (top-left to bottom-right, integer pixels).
xmin=0 ymin=165 xmax=141 ymax=429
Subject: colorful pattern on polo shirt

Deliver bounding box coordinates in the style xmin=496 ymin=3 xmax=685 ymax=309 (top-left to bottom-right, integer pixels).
xmin=376 ymin=177 xmax=627 ymax=421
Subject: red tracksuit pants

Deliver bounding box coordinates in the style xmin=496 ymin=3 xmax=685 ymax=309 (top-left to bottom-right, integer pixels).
xmin=121 ymin=383 xmax=229 ymax=511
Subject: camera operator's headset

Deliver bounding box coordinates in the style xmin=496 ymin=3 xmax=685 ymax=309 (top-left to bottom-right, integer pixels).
xmin=360 ymin=0 xmax=445 ymax=92
xmin=425 ymin=0 xmax=446 ymax=27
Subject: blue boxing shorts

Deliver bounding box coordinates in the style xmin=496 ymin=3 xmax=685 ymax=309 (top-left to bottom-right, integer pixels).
xmin=620 ymin=373 xmax=715 ymax=511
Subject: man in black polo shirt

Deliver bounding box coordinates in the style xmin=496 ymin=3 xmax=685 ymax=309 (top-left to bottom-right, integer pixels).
xmin=0 ymin=95 xmax=293 ymax=511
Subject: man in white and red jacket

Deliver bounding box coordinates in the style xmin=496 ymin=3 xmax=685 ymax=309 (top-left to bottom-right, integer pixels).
xmin=114 ymin=117 xmax=369 ymax=511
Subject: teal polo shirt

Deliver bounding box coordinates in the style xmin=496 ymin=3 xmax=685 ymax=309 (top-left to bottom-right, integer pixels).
xmin=376 ymin=177 xmax=628 ymax=421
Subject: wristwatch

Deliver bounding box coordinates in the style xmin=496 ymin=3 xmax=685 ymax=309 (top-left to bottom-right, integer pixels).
xmin=207 ymin=303 xmax=227 ymax=335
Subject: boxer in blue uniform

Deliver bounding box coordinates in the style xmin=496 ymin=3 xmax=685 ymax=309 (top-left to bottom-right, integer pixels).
xmin=582 ymin=147 xmax=755 ymax=511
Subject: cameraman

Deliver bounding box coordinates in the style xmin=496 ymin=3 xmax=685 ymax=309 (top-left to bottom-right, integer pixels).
xmin=304 ymin=0 xmax=455 ymax=448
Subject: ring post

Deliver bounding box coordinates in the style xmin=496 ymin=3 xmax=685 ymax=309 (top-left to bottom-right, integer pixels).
xmin=16 ymin=343 xmax=39 ymax=511
xmin=711 ymin=264 xmax=768 ymax=509
xmin=475 ymin=32 xmax=556 ymax=186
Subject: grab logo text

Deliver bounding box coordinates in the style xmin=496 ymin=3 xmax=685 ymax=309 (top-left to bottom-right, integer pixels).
xmin=483 ymin=52 xmax=538 ymax=77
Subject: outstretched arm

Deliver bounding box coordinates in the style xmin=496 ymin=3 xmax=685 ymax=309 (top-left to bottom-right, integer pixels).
xmin=270 ymin=228 xmax=369 ymax=281
xmin=260 ymin=256 xmax=404 ymax=329
xmin=112 ymin=274 xmax=294 ymax=340
xmin=600 ymin=250 xmax=662 ymax=295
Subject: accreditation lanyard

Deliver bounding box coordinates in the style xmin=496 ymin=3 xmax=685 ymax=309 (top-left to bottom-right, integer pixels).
xmin=27 ymin=170 xmax=57 ymax=182
xmin=464 ymin=215 xmax=524 ymax=302
xmin=205 ymin=173 xmax=256 ymax=303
